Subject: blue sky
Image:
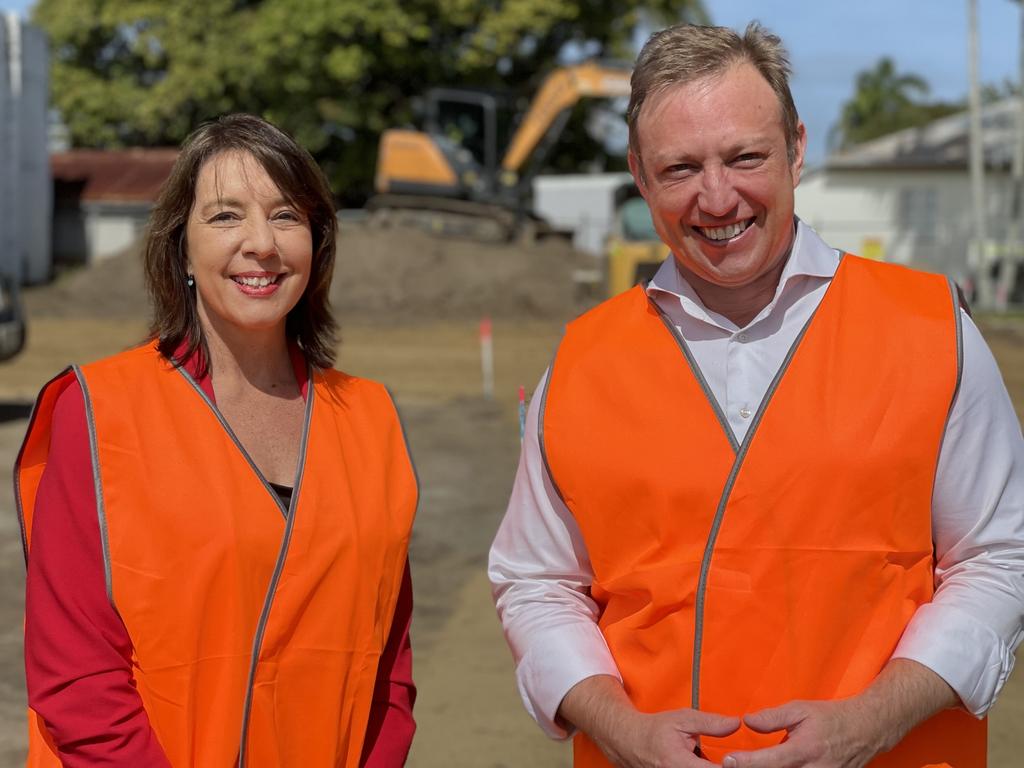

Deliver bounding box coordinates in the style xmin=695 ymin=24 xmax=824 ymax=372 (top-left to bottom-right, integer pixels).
xmin=2 ymin=0 xmax=1020 ymax=164
xmin=706 ymin=0 xmax=1020 ymax=164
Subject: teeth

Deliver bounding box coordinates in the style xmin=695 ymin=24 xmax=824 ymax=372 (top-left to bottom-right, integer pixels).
xmin=237 ymin=275 xmax=274 ymax=287
xmin=699 ymin=221 xmax=750 ymax=241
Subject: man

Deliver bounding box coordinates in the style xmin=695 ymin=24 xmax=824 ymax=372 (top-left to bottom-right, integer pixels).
xmin=489 ymin=22 xmax=1024 ymax=768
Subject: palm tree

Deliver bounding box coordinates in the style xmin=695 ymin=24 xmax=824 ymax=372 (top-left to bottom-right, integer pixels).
xmin=829 ymin=58 xmax=937 ymax=150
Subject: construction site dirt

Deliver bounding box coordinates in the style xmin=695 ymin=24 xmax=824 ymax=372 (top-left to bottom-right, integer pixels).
xmin=0 ymin=225 xmax=1021 ymax=766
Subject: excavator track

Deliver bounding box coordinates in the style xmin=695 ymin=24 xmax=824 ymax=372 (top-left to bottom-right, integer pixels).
xmin=365 ymin=194 xmax=553 ymax=243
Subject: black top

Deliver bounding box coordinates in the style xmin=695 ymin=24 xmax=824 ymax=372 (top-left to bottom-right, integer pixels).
xmin=268 ymin=482 xmax=293 ymax=511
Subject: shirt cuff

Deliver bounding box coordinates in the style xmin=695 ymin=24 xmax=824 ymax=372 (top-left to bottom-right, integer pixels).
xmin=892 ymin=601 xmax=1020 ymax=716
xmin=514 ymin=622 xmax=621 ymax=740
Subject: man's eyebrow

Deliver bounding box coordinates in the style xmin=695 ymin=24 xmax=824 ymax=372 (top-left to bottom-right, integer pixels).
xmin=649 ymin=138 xmax=775 ymax=169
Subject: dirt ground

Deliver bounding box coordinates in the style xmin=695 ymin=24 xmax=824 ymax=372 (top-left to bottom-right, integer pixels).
xmin=0 ymin=230 xmax=1022 ymax=766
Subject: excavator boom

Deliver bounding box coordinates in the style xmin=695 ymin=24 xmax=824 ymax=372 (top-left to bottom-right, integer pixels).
xmin=500 ymin=62 xmax=632 ymax=174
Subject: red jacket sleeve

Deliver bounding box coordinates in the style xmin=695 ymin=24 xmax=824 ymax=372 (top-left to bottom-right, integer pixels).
xmin=360 ymin=561 xmax=417 ymax=767
xmin=24 ymin=379 xmax=171 ymax=765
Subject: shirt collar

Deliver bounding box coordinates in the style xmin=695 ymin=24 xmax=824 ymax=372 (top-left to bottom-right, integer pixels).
xmin=646 ymin=218 xmax=839 ymax=327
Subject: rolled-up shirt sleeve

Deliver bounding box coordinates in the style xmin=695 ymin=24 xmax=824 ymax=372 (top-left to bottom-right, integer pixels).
xmin=488 ymin=371 xmax=620 ymax=739
xmin=892 ymin=313 xmax=1024 ymax=715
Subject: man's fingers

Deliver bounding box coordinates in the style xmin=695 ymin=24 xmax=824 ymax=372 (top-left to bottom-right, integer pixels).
xmin=743 ymin=702 xmax=804 ymax=734
xmin=722 ymin=742 xmax=802 ymax=768
xmin=681 ymin=751 xmax=735 ymax=768
xmin=676 ymin=709 xmax=742 ymax=737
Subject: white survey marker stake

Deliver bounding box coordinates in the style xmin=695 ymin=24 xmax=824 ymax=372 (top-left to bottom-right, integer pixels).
xmin=479 ymin=316 xmax=494 ymax=399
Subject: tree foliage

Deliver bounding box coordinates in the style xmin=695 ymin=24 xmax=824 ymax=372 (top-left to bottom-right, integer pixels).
xmin=829 ymin=57 xmax=962 ymax=151
xmin=34 ymin=0 xmax=706 ymax=201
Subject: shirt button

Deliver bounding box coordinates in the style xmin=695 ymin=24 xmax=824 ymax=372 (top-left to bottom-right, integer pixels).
xmin=738 ymin=333 xmax=748 ymax=342
xmin=739 ymin=407 xmax=752 ymax=419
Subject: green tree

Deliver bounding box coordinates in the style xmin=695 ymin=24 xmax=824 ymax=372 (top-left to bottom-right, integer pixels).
xmin=829 ymin=57 xmax=960 ymax=150
xmin=980 ymin=78 xmax=1021 ymax=103
xmin=34 ymin=0 xmax=706 ymax=201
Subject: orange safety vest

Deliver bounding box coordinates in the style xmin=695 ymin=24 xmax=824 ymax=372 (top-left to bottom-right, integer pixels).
xmin=16 ymin=342 xmax=417 ymax=767
xmin=542 ymin=255 xmax=986 ymax=767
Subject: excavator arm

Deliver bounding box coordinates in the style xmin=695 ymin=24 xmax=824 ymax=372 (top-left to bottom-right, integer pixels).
xmin=500 ymin=62 xmax=632 ymax=176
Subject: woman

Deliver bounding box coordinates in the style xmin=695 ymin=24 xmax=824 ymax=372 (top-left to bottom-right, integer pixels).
xmin=16 ymin=114 xmax=417 ymax=766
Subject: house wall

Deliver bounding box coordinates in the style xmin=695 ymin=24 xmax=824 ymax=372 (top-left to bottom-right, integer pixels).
xmin=87 ymin=203 xmax=151 ymax=262
xmin=53 ymin=201 xmax=152 ymax=265
xmin=796 ymin=167 xmax=1012 ymax=283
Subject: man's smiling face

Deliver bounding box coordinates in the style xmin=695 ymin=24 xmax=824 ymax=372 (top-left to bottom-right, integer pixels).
xmin=629 ymin=61 xmax=806 ymax=289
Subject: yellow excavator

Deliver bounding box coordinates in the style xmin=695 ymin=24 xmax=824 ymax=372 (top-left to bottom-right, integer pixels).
xmin=605 ymin=182 xmax=670 ymax=297
xmin=371 ymin=61 xmax=632 ymax=239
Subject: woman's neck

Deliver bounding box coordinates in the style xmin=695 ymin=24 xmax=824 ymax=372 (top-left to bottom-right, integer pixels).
xmin=200 ymin=315 xmax=295 ymax=395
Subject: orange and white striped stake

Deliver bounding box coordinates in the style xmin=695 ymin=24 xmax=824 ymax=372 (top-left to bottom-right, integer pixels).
xmin=518 ymin=385 xmax=527 ymax=443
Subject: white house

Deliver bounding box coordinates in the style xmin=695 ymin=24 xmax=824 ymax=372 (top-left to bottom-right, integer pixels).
xmin=51 ymin=148 xmax=178 ymax=265
xmin=796 ymin=98 xmax=1018 ymax=288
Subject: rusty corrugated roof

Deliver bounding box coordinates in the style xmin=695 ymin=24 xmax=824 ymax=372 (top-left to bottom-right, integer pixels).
xmin=51 ymin=148 xmax=179 ymax=203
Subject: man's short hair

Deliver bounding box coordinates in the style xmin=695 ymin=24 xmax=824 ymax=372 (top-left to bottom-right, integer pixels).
xmin=627 ymin=22 xmax=800 ymax=164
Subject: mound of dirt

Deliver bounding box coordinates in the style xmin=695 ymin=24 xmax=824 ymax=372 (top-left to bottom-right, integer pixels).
xmin=24 ymin=243 xmax=150 ymax=321
xmin=24 ymin=223 xmax=592 ymax=324
xmin=333 ymin=223 xmax=589 ymax=322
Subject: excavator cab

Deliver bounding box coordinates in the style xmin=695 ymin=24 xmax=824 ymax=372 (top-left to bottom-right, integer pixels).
xmin=374 ymin=88 xmax=514 ymax=202
xmin=371 ymin=62 xmax=632 ymax=239
xmin=429 ymin=91 xmax=513 ymax=178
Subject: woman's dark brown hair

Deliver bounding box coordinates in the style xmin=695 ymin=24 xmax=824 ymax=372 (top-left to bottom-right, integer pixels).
xmin=144 ymin=113 xmax=338 ymax=373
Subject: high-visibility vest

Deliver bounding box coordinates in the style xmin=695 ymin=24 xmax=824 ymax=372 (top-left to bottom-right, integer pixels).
xmin=16 ymin=342 xmax=417 ymax=767
xmin=543 ymin=255 xmax=986 ymax=767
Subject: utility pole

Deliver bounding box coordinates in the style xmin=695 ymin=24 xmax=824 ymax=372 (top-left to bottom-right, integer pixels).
xmin=968 ymin=0 xmax=992 ymax=309
xmin=997 ymin=0 xmax=1024 ymax=309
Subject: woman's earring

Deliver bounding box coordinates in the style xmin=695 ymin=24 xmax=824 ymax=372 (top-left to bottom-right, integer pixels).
xmin=187 ymin=274 xmax=195 ymax=287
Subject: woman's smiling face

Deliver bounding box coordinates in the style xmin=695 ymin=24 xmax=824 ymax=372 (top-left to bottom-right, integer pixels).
xmin=185 ymin=150 xmax=313 ymax=339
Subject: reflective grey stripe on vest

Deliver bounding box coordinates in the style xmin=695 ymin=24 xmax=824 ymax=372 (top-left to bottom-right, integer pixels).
xmin=683 ymin=301 xmax=826 ymax=709
xmin=933 ymin=278 xmax=966 ymax=502
xmin=651 ymin=257 xmax=843 ymax=709
xmin=386 ymin=384 xmax=422 ymax=515
xmin=235 ymin=365 xmax=315 ymax=766
xmin=538 ymin=348 xmax=570 ymax=509
xmin=13 ymin=366 xmax=79 ymax=569
xmin=650 ymin=299 xmax=740 ymax=454
xmin=945 ymin=277 xmax=965 ymax=421
xmin=175 ymin=367 xmax=291 ymax=519
xmin=71 ymin=365 xmax=117 ymax=609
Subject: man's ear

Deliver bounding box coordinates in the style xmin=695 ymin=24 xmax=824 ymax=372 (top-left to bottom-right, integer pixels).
xmin=791 ymin=120 xmax=807 ymax=188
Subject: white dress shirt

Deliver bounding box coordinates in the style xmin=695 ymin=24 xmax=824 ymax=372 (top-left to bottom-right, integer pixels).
xmin=488 ymin=220 xmax=1024 ymax=739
